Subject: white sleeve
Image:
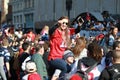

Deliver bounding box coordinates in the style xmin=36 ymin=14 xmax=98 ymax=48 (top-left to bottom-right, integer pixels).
xmin=22 ymin=74 xmax=29 ymax=80
xmin=53 ymin=69 xmax=61 ymax=77
xmin=68 ymin=60 xmax=78 ymax=75
xmin=21 ymin=56 xmax=31 ymax=71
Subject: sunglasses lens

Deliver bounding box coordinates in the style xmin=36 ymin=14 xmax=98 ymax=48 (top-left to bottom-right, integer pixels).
xmin=63 ymin=22 xmax=68 ymax=25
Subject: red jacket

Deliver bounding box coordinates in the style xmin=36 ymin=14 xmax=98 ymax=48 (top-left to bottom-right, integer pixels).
xmin=26 ymin=32 xmax=35 ymax=42
xmin=48 ymin=28 xmax=68 ymax=60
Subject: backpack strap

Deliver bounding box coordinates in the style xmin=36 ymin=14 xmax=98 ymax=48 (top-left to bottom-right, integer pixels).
xmin=77 ymin=60 xmax=99 ymax=80
xmin=85 ymin=62 xmax=99 ymax=73
xmin=78 ymin=59 xmax=99 ymax=73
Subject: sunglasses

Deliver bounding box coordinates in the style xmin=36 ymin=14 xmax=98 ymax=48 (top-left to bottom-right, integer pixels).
xmin=62 ymin=22 xmax=68 ymax=25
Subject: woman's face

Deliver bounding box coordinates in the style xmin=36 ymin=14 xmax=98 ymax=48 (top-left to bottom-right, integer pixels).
xmin=40 ymin=47 xmax=44 ymax=55
xmin=113 ymin=28 xmax=118 ymax=35
xmin=58 ymin=19 xmax=68 ymax=30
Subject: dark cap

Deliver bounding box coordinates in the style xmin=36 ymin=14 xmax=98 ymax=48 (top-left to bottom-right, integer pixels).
xmin=63 ymin=50 xmax=74 ymax=60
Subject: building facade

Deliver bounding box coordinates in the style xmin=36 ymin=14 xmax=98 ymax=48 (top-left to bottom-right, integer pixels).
xmin=9 ymin=0 xmax=34 ymax=29
xmin=0 ymin=0 xmax=9 ymax=25
xmin=0 ymin=0 xmax=1 ymax=12
xmin=0 ymin=0 xmax=1 ymax=25
xmin=9 ymin=0 xmax=120 ymax=30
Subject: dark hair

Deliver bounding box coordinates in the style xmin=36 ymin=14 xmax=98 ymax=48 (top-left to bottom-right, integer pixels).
xmin=87 ymin=42 xmax=102 ymax=61
xmin=110 ymin=26 xmax=117 ymax=32
xmin=49 ymin=23 xmax=58 ymax=36
xmin=113 ymin=41 xmax=120 ymax=50
xmin=22 ymin=42 xmax=30 ymax=51
xmin=34 ymin=44 xmax=43 ymax=52
xmin=58 ymin=16 xmax=70 ymax=24
xmin=105 ymin=26 xmax=118 ymax=45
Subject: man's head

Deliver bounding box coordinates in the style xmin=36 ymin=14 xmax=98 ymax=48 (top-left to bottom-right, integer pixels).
xmin=112 ymin=50 xmax=120 ymax=63
xmin=112 ymin=50 xmax=120 ymax=59
xmin=22 ymin=42 xmax=30 ymax=51
xmin=113 ymin=41 xmax=120 ymax=50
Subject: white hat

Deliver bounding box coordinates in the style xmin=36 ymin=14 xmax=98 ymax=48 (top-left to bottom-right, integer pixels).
xmin=25 ymin=61 xmax=37 ymax=73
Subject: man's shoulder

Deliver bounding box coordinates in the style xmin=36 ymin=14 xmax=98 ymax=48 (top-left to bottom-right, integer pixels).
xmin=21 ymin=52 xmax=29 ymax=56
xmin=0 ymin=47 xmax=4 ymax=52
xmin=104 ymin=64 xmax=120 ymax=79
xmin=0 ymin=47 xmax=10 ymax=55
xmin=107 ymin=64 xmax=120 ymax=70
xmin=32 ymin=53 xmax=42 ymax=59
xmin=0 ymin=47 xmax=6 ymax=51
xmin=98 ymin=66 xmax=110 ymax=80
xmin=19 ymin=52 xmax=30 ymax=60
xmin=108 ymin=64 xmax=120 ymax=67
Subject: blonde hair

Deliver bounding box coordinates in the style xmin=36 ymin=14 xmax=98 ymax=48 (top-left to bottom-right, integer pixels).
xmin=2 ymin=38 xmax=9 ymax=46
xmin=41 ymin=25 xmax=49 ymax=35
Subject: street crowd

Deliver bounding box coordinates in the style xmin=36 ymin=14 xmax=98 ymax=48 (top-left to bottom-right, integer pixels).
xmin=0 ymin=15 xmax=120 ymax=80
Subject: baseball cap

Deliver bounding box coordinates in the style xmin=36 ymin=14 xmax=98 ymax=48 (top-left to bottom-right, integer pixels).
xmin=25 ymin=61 xmax=37 ymax=73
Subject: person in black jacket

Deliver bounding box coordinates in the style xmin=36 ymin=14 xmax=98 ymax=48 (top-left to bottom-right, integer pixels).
xmin=99 ymin=50 xmax=120 ymax=80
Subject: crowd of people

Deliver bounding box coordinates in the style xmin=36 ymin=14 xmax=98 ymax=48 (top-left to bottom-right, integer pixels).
xmin=72 ymin=12 xmax=120 ymax=32
xmin=0 ymin=15 xmax=120 ymax=80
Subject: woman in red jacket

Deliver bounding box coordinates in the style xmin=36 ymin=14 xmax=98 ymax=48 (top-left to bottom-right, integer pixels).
xmin=48 ymin=16 xmax=71 ymax=78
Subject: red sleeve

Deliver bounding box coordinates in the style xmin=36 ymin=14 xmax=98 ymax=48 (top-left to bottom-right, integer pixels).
xmin=69 ymin=28 xmax=75 ymax=35
xmin=70 ymin=74 xmax=83 ymax=80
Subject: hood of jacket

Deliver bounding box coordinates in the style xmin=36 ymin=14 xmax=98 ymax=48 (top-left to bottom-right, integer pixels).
xmin=81 ymin=57 xmax=98 ymax=67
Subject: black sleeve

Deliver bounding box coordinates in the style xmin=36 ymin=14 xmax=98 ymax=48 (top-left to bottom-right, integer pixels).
xmin=98 ymin=68 xmax=110 ymax=80
xmin=75 ymin=25 xmax=81 ymax=34
xmin=19 ymin=53 xmax=29 ymax=67
xmin=49 ymin=23 xmax=58 ymax=36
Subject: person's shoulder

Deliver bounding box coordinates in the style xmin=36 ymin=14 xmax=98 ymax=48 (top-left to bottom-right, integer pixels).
xmin=54 ymin=28 xmax=60 ymax=34
xmin=2 ymin=47 xmax=7 ymax=51
xmin=32 ymin=53 xmax=40 ymax=56
xmin=0 ymin=47 xmax=4 ymax=52
xmin=100 ymin=64 xmax=120 ymax=80
xmin=19 ymin=52 xmax=30 ymax=59
xmin=32 ymin=53 xmax=42 ymax=58
xmin=98 ymin=67 xmax=110 ymax=80
xmin=104 ymin=64 xmax=120 ymax=75
xmin=28 ymin=73 xmax=41 ymax=80
xmin=21 ymin=52 xmax=29 ymax=56
xmin=109 ymin=34 xmax=114 ymax=38
xmin=1 ymin=47 xmax=10 ymax=54
xmin=22 ymin=74 xmax=29 ymax=80
xmin=70 ymin=74 xmax=82 ymax=80
xmin=110 ymin=64 xmax=120 ymax=70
